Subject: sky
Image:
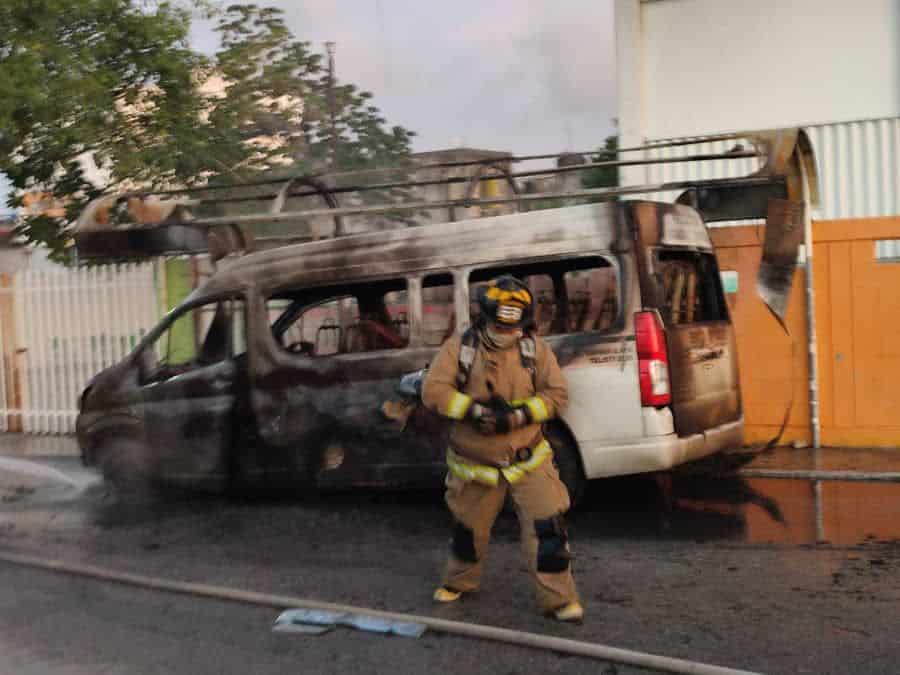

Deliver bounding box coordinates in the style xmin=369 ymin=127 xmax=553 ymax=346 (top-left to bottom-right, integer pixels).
xmin=191 ymin=0 xmax=618 ymax=156
xmin=2 ymin=1 xmax=617 ymax=212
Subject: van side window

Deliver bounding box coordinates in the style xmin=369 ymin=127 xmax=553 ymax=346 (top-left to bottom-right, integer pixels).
xmin=564 ymin=266 xmax=618 ymax=332
xmin=268 ymin=279 xmax=409 ymax=356
xmin=144 ymin=297 xmax=244 ymax=382
xmin=470 ymin=273 xmax=556 ymax=334
xmin=469 ymin=256 xmax=617 ymax=336
xmin=656 ymin=251 xmax=727 ymax=325
xmin=422 ymin=274 xmax=456 ymax=346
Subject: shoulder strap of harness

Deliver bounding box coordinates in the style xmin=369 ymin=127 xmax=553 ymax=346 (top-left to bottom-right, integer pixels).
xmin=519 ymin=335 xmax=537 ymax=391
xmin=457 ymin=328 xmax=478 ymax=390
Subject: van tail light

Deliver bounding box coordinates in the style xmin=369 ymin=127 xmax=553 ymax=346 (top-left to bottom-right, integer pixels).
xmin=635 ymin=311 xmax=671 ymax=407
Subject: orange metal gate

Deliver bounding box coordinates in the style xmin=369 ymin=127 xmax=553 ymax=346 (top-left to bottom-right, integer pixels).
xmin=814 ymin=217 xmax=900 ymax=446
xmin=713 ymin=216 xmax=900 ymax=448
xmin=711 ymin=226 xmax=810 ymax=446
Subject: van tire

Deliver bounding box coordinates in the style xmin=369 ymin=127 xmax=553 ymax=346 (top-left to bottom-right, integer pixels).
xmin=545 ymin=424 xmax=587 ymax=508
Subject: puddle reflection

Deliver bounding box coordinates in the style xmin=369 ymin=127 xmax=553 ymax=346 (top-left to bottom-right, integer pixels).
xmin=574 ymin=470 xmax=900 ymax=546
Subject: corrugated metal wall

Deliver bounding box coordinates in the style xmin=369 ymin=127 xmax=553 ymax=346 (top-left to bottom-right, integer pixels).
xmin=628 ymin=116 xmax=900 ymax=223
xmin=807 ymin=118 xmax=900 ymax=220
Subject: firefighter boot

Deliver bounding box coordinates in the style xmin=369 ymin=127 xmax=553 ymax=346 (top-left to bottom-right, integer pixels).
xmin=552 ymin=601 xmax=585 ymax=622
xmin=433 ymin=586 xmax=463 ymax=603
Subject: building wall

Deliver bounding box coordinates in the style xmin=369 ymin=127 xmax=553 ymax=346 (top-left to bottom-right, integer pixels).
xmin=618 ymin=0 xmax=900 ymax=142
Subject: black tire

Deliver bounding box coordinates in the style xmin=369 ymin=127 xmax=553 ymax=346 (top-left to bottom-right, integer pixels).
xmin=545 ymin=424 xmax=587 ymax=508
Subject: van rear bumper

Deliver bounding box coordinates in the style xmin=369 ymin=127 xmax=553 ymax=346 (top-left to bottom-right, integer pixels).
xmin=579 ymin=418 xmax=744 ymax=479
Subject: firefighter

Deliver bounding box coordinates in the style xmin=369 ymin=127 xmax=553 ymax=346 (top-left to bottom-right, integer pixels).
xmin=422 ymin=275 xmax=583 ymax=622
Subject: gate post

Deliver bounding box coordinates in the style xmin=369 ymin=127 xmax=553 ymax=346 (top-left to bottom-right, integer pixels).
xmin=0 ymin=274 xmax=22 ymax=431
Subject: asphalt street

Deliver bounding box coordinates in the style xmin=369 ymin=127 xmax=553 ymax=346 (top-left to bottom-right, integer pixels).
xmin=2 ymin=447 xmax=900 ymax=674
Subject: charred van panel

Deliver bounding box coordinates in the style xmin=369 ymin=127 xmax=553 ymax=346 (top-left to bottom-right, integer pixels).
xmin=76 ymin=200 xmax=743 ymax=495
xmin=665 ymin=325 xmax=741 ymax=437
xmin=195 ymin=204 xmax=619 ymax=305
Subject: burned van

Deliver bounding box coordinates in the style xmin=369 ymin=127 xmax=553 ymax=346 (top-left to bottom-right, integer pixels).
xmin=76 ymin=200 xmax=743 ymax=500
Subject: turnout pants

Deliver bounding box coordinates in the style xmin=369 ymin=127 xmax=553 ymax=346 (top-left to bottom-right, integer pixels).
xmin=442 ymin=454 xmax=580 ymax=612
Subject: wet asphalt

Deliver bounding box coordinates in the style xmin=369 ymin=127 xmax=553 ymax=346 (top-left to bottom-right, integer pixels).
xmin=1 ymin=441 xmax=900 ymax=674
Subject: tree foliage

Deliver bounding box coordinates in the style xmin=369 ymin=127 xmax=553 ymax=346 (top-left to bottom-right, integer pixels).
xmin=205 ymin=4 xmax=418 ymax=230
xmin=0 ymin=0 xmax=219 ymax=259
xmin=582 ymin=134 xmax=619 ymax=190
xmin=0 ymin=1 xmax=416 ymax=260
xmin=210 ymin=4 xmax=415 ymax=174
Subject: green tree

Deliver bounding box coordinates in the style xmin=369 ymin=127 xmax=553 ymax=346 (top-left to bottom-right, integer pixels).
xmin=0 ymin=0 xmax=224 ymax=260
xmin=582 ymin=134 xmax=619 ymax=190
xmin=0 ymin=1 xmax=417 ymax=260
xmin=206 ymin=4 xmax=417 ymax=229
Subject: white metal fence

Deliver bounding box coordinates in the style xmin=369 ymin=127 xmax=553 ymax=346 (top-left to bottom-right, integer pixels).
xmin=0 ymin=264 xmax=161 ymax=434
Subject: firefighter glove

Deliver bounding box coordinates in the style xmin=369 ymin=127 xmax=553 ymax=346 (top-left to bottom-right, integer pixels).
xmin=472 ymin=407 xmax=528 ymax=435
xmin=467 ymin=403 xmax=497 ymax=435
xmin=494 ymin=408 xmax=528 ymax=434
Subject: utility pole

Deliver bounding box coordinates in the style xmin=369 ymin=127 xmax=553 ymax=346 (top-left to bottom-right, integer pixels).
xmin=325 ymin=41 xmax=338 ymax=168
xmin=324 ymin=41 xmax=345 ymax=236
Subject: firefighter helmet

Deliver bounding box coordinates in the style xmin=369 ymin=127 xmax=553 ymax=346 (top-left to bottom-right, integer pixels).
xmin=476 ymin=275 xmax=534 ymax=329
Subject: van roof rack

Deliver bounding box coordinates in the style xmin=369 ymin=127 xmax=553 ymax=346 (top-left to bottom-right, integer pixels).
xmin=71 ymin=127 xmax=818 ymax=262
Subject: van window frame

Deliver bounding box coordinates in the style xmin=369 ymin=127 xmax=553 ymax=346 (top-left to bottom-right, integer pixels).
xmin=462 ymin=253 xmax=624 ymax=336
xmin=418 ymin=271 xmax=458 ymax=347
xmin=134 ymin=292 xmax=248 ymax=383
xmin=137 ymin=292 xmax=248 ymax=356
xmin=653 ymin=247 xmax=730 ymax=326
xmin=265 ymin=275 xmax=416 ymax=358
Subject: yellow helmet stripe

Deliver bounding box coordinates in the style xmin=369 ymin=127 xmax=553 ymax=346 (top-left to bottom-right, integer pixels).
xmin=484 ymin=286 xmax=531 ymax=304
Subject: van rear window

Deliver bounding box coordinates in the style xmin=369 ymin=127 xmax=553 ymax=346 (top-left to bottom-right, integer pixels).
xmin=656 ymin=251 xmax=728 ymax=325
xmin=469 ymin=256 xmax=619 ymax=336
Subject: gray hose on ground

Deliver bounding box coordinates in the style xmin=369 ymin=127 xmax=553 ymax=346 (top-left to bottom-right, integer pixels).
xmin=0 ymin=550 xmax=763 ymax=675
xmin=738 ymin=469 xmax=900 ymax=482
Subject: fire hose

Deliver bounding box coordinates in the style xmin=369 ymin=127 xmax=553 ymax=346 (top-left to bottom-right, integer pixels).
xmin=0 ymin=550 xmax=762 ymax=675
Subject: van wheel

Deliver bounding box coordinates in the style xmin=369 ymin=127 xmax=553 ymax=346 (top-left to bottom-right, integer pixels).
xmin=545 ymin=424 xmax=587 ymax=508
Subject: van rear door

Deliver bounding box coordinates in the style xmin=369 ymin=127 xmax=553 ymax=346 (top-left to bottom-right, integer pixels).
xmin=655 ymin=250 xmax=740 ymax=436
xmin=628 ymin=202 xmax=741 ymax=437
